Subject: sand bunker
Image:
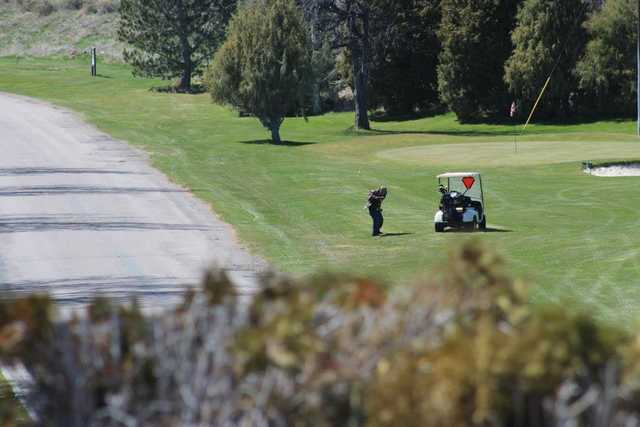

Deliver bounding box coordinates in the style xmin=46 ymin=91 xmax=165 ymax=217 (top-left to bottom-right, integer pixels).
xmin=587 ymin=163 xmax=640 ymax=177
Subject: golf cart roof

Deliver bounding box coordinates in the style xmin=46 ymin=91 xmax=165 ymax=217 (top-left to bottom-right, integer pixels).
xmin=437 ymin=172 xmax=481 ymax=179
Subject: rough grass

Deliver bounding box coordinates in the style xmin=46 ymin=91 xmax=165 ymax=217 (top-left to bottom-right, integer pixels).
xmin=1 ymin=57 xmax=640 ymax=325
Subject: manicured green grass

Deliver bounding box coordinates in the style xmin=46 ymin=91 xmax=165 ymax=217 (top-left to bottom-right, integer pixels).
xmin=1 ymin=57 xmax=640 ymax=324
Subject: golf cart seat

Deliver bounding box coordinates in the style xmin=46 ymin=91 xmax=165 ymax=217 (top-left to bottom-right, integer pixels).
xmin=469 ymin=200 xmax=483 ymax=214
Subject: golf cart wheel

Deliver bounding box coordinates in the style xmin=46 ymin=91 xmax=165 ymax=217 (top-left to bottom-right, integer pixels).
xmin=435 ymin=223 xmax=445 ymax=233
xmin=479 ymin=216 xmax=487 ymax=230
xmin=466 ymin=219 xmax=477 ymax=232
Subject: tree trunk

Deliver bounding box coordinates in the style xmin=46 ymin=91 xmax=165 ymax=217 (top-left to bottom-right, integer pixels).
xmin=311 ymin=78 xmax=322 ymax=115
xmin=178 ymin=62 xmax=192 ymax=92
xmin=270 ymin=122 xmax=282 ymax=144
xmin=353 ymin=61 xmax=370 ymax=130
xmin=349 ymin=6 xmax=370 ymax=130
xmin=176 ymin=0 xmax=192 ymax=92
xmin=310 ymin=7 xmax=322 ymax=115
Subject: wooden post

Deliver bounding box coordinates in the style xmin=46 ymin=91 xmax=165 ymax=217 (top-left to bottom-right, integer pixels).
xmin=91 ymin=47 xmax=97 ymax=77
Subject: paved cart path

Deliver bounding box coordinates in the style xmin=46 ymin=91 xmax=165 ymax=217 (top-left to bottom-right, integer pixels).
xmin=0 ymin=92 xmax=265 ymax=313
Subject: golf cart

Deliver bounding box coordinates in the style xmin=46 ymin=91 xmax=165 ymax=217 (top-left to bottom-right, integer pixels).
xmin=434 ymin=172 xmax=486 ymax=232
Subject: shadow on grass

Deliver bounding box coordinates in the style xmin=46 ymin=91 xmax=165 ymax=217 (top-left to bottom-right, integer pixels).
xmin=482 ymin=227 xmax=513 ymax=233
xmin=367 ymin=128 xmax=521 ymax=138
xmin=363 ymin=113 xmax=634 ymax=138
xmin=95 ymin=74 xmax=112 ymax=79
xmin=150 ymin=84 xmax=207 ymax=94
xmin=239 ymin=139 xmax=316 ymax=147
xmin=592 ymin=160 xmax=640 ymax=167
xmin=380 ymin=232 xmax=413 ymax=238
xmin=444 ymin=227 xmax=513 ymax=233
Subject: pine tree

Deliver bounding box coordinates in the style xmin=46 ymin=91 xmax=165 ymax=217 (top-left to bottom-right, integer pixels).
xmin=118 ymin=0 xmax=236 ymax=92
xmin=368 ymin=0 xmax=442 ymax=117
xmin=505 ymin=0 xmax=590 ymax=119
xmin=576 ymin=0 xmax=638 ymax=116
xmin=205 ymin=0 xmax=313 ymax=144
xmin=437 ymin=0 xmax=520 ymax=122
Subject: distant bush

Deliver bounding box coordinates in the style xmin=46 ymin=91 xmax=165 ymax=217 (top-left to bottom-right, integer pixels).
xmin=1 ymin=242 xmax=640 ymax=426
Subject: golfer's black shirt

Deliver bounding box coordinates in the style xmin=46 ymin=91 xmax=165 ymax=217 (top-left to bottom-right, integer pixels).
xmin=368 ymin=194 xmax=384 ymax=210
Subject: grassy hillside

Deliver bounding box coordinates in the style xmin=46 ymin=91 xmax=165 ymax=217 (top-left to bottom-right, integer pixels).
xmin=0 ymin=0 xmax=121 ymax=59
xmin=1 ymin=57 xmax=640 ymax=325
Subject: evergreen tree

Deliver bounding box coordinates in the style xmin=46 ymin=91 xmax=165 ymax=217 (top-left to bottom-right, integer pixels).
xmin=118 ymin=0 xmax=236 ymax=91
xmin=437 ymin=0 xmax=520 ymax=122
xmin=504 ymin=0 xmax=590 ymax=119
xmin=369 ymin=0 xmax=442 ymax=116
xmin=576 ymin=0 xmax=638 ymax=116
xmin=205 ymin=0 xmax=313 ymax=144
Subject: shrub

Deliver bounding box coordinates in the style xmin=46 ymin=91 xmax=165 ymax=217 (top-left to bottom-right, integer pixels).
xmin=205 ymin=0 xmax=313 ymax=144
xmin=1 ymin=242 xmax=639 ymax=426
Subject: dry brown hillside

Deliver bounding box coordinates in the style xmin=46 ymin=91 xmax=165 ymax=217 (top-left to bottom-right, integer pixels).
xmin=0 ymin=0 xmax=122 ymax=59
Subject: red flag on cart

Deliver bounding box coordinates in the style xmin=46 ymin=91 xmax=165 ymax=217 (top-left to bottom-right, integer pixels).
xmin=462 ymin=176 xmax=475 ymax=190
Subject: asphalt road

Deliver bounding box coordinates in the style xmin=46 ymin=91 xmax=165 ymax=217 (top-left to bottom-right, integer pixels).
xmin=0 ymin=93 xmax=265 ymax=313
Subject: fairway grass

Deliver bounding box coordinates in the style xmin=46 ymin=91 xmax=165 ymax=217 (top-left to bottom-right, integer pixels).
xmin=1 ymin=57 xmax=640 ymax=325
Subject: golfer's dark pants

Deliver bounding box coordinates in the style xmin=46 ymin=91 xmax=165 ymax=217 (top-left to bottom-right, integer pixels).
xmin=369 ymin=207 xmax=384 ymax=235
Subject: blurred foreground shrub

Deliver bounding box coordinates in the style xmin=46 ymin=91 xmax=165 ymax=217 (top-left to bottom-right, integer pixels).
xmin=1 ymin=242 xmax=639 ymax=426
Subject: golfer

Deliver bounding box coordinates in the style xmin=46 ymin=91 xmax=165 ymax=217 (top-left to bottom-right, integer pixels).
xmin=367 ymin=186 xmax=387 ymax=236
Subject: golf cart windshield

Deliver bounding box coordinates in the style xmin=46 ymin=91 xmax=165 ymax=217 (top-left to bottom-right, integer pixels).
xmin=438 ymin=173 xmax=483 ymax=203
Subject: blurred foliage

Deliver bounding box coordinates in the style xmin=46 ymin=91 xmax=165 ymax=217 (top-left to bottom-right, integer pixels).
xmin=1 ymin=242 xmax=640 ymax=426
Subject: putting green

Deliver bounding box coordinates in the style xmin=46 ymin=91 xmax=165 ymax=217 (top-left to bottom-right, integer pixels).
xmin=377 ymin=140 xmax=640 ymax=167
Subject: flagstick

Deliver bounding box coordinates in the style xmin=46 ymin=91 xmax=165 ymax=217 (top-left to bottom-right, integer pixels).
xmin=513 ymin=116 xmax=516 ymax=154
xmin=510 ymin=101 xmax=519 ymax=154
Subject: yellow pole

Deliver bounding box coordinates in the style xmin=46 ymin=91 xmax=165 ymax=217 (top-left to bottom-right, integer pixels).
xmin=523 ymin=76 xmax=552 ymax=130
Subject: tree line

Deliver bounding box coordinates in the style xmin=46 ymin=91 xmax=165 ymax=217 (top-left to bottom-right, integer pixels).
xmin=118 ymin=0 xmax=639 ymax=143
